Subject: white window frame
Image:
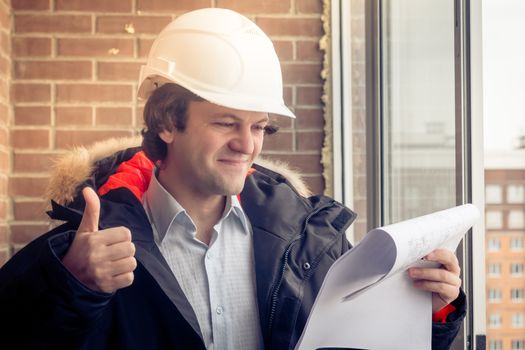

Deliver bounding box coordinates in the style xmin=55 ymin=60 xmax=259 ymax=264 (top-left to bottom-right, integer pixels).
xmin=333 ymin=0 xmax=485 ymax=348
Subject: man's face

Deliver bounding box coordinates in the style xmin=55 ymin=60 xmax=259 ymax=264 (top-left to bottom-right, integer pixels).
xmin=160 ymin=101 xmax=268 ymax=199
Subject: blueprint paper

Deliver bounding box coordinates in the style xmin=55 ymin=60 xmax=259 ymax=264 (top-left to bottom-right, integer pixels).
xmin=295 ymin=204 xmax=480 ymax=350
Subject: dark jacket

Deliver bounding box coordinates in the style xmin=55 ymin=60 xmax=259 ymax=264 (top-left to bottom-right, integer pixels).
xmin=0 ymin=141 xmax=465 ymax=350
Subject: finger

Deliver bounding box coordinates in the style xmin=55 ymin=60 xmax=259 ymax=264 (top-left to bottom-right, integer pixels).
xmin=106 ymin=241 xmax=136 ymax=261
xmin=110 ymin=256 xmax=137 ymax=277
xmin=99 ymin=227 xmax=132 ymax=245
xmin=112 ymin=272 xmax=135 ymax=290
xmin=412 ymin=280 xmax=460 ymax=302
xmin=409 ymin=267 xmax=462 ymax=287
xmin=425 ymin=249 xmax=460 ymax=275
xmin=78 ymin=187 xmax=101 ymax=234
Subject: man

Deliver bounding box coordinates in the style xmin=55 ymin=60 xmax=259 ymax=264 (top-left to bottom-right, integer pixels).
xmin=0 ymin=8 xmax=464 ymax=350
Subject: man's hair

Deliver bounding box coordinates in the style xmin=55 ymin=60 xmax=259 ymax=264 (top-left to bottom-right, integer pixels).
xmin=141 ymin=83 xmax=204 ymax=162
xmin=141 ymin=82 xmax=280 ymax=162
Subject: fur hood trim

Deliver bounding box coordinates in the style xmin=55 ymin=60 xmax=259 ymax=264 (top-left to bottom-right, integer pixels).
xmin=46 ymin=136 xmax=311 ymax=205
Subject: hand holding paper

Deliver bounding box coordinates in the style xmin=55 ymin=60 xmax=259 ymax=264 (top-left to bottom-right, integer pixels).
xmin=409 ymin=249 xmax=462 ymax=312
xmin=295 ymin=204 xmax=480 ymax=350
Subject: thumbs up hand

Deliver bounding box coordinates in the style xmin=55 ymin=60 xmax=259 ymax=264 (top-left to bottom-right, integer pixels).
xmin=62 ymin=187 xmax=137 ymax=293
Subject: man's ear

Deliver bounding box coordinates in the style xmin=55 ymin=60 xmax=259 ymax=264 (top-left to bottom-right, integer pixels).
xmin=159 ymin=130 xmax=174 ymax=144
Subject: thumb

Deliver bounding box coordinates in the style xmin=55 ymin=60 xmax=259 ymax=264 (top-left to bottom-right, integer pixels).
xmin=77 ymin=187 xmax=100 ymax=233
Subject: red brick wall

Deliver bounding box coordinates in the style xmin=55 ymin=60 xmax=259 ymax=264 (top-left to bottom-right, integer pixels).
xmin=4 ymin=0 xmax=326 ymax=261
xmin=0 ymin=0 xmax=10 ymax=266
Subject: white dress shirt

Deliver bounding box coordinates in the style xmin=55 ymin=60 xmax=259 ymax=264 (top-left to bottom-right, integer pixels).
xmin=142 ymin=169 xmax=263 ymax=349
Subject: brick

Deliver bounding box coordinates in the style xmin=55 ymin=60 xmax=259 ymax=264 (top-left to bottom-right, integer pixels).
xmin=14 ymin=60 xmax=92 ymax=80
xmin=15 ymin=15 xmax=91 ymax=33
xmin=0 ymin=79 xmax=8 ymax=100
xmin=297 ymin=86 xmax=322 ymax=106
xmin=0 ymin=6 xmax=11 ymax=28
xmin=11 ymin=83 xmax=51 ymax=102
xmin=0 ymin=176 xmax=6 ymax=198
xmin=0 ymin=248 xmax=9 ymax=268
xmin=297 ymin=131 xmax=323 ymax=151
xmin=296 ymin=0 xmax=322 ymax=14
xmin=96 ymin=15 xmax=172 ymax=34
xmin=1 ymin=32 xmax=10 ymax=55
xmin=97 ymin=61 xmax=141 ymax=81
xmin=13 ymin=151 xmax=57 ymax=173
xmin=304 ymin=175 xmax=324 ymax=195
xmin=0 ymin=149 xmax=8 ymax=170
xmin=295 ymin=107 xmax=323 ymax=129
xmin=138 ymin=38 xmax=154 ymax=58
xmin=55 ymin=129 xmax=132 ymax=149
xmin=13 ymin=37 xmax=51 ymax=57
xmin=58 ymin=38 xmax=134 ymax=57
xmin=12 ymin=0 xmax=50 ymax=10
xmin=55 ymin=0 xmax=132 ymax=12
xmin=56 ymin=84 xmax=132 ymax=103
xmin=296 ymin=41 xmax=322 ymax=62
xmin=136 ymin=0 xmax=210 ymax=12
xmin=256 ymin=17 xmax=322 ymax=37
xmin=268 ymin=113 xmax=292 ymax=130
xmin=283 ymin=86 xmax=293 ymax=106
xmin=282 ymin=63 xmax=322 ymax=84
xmin=0 ymin=105 xmax=7 ymax=125
xmin=14 ymin=106 xmax=51 ymax=126
xmin=273 ymin=41 xmax=293 ymax=61
xmin=263 ymin=131 xmax=293 ymax=152
xmin=0 ymin=127 xmax=7 ymax=145
xmin=8 ymin=176 xmax=49 ymax=197
xmin=216 ymin=0 xmax=291 ymax=13
xmin=10 ymin=223 xmax=50 ymax=245
xmin=0 ymin=199 xmax=6 ymax=221
xmin=0 ymin=225 xmax=7 ymax=244
xmin=13 ymin=200 xmax=48 ymax=221
xmin=55 ymin=106 xmax=92 ymax=126
xmin=96 ymin=107 xmax=132 ymax=126
xmin=0 ymin=54 xmax=7 ymax=74
xmin=11 ymin=129 xmax=49 ymax=149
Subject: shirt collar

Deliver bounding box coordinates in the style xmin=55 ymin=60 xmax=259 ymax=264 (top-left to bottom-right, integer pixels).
xmin=143 ymin=168 xmax=251 ymax=243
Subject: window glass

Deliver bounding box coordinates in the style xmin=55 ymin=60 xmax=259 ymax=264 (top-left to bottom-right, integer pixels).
xmin=488 ymin=238 xmax=501 ymax=252
xmin=508 ymin=210 xmax=525 ymax=229
xmin=486 ymin=184 xmax=503 ymax=204
xmin=510 ymin=237 xmax=524 ymax=251
xmin=512 ymin=339 xmax=525 ymax=350
xmin=488 ymin=263 xmax=501 ymax=277
xmin=489 ymin=339 xmax=502 ymax=350
xmin=511 ymin=288 xmax=525 ymax=302
xmin=508 ymin=185 xmax=525 ymax=204
xmin=512 ymin=313 xmax=525 ymax=328
xmin=486 ymin=211 xmax=503 ymax=229
xmin=489 ymin=314 xmax=502 ymax=328
xmin=489 ymin=288 xmax=502 ymax=303
xmin=381 ymin=0 xmax=457 ymax=224
xmin=510 ymin=263 xmax=524 ymax=276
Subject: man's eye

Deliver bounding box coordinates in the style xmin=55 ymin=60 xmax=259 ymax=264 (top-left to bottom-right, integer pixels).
xmin=253 ymin=125 xmax=266 ymax=131
xmin=215 ymin=122 xmax=235 ymax=128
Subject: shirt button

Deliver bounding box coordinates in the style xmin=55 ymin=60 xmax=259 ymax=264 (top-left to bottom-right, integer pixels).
xmin=216 ymin=306 xmax=223 ymax=315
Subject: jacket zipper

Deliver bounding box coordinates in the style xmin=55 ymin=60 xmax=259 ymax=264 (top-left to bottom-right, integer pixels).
xmin=266 ymin=201 xmax=337 ymax=341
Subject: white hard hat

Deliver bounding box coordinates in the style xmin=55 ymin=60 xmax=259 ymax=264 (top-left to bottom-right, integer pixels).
xmin=138 ymin=8 xmax=295 ymax=119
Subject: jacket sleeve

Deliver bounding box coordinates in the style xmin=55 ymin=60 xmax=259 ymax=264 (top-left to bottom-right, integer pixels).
xmin=0 ymin=225 xmax=113 ymax=349
xmin=431 ymin=291 xmax=467 ymax=350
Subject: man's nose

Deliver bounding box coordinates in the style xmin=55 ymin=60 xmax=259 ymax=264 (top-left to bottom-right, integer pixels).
xmin=229 ymin=126 xmax=255 ymax=154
